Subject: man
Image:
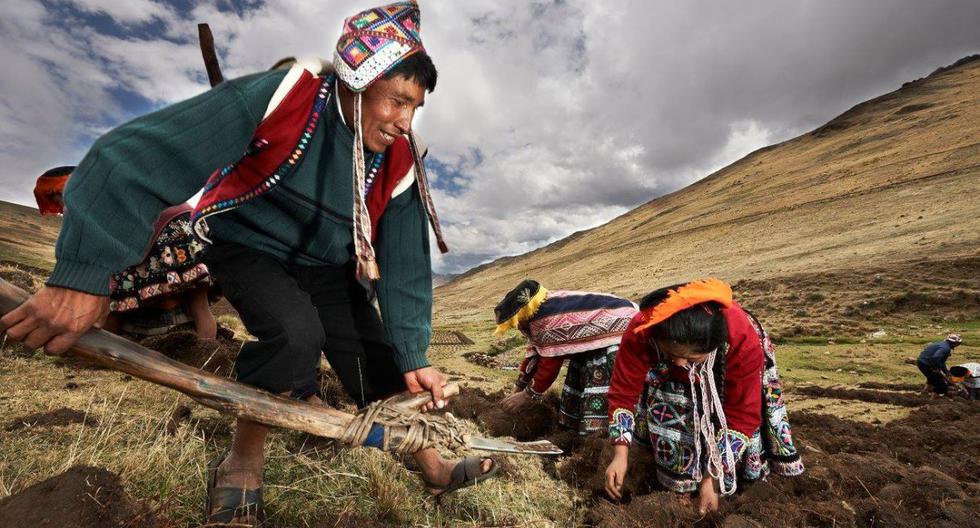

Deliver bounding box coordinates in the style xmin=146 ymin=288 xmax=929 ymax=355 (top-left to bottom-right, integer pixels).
xmin=493 ymin=280 xmax=638 ymax=435
xmin=1 ymin=2 xmax=494 ymax=525
xmin=917 ymin=334 xmax=963 ymax=395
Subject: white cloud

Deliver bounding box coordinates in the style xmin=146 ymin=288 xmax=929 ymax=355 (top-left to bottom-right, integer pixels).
xmin=57 ymin=0 xmax=175 ymax=25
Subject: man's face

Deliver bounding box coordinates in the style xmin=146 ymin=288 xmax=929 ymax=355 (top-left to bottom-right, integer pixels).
xmin=355 ymin=75 xmax=427 ymax=153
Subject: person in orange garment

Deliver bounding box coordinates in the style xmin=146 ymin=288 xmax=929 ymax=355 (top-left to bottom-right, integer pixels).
xmin=34 ymin=166 xmax=217 ymax=339
xmin=604 ymin=279 xmax=804 ymax=514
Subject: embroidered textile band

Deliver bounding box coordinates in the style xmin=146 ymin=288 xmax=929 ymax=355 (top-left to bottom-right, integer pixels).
xmin=351 ymin=92 xmax=381 ymax=281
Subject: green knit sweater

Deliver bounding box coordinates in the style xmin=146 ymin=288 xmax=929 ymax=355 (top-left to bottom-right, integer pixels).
xmin=48 ymin=70 xmax=433 ymax=372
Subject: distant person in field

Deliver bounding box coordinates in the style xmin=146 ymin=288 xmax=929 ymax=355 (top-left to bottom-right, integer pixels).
xmin=33 ymin=166 xmax=216 ymax=340
xmin=493 ymin=280 xmax=638 ymax=435
xmin=916 ymin=334 xmax=962 ymax=395
xmin=3 ymin=3 xmax=497 ymax=525
xmin=604 ymin=279 xmax=804 ymax=514
xmin=948 ymin=363 xmax=979 ymax=400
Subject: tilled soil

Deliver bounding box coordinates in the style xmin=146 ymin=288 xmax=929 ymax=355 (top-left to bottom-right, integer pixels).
xmin=795 ymin=385 xmax=929 ymax=407
xmin=45 ymin=326 xmax=242 ymax=374
xmin=448 ymin=386 xmax=560 ymax=441
xmin=856 ymin=381 xmax=924 ymax=392
xmin=455 ymin=386 xmax=980 ymax=528
xmin=140 ymin=330 xmax=240 ymax=375
xmin=0 ymin=466 xmax=161 ymax=528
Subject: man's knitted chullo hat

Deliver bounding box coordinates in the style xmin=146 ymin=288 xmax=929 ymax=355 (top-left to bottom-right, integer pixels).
xmin=333 ymin=1 xmax=447 ymax=281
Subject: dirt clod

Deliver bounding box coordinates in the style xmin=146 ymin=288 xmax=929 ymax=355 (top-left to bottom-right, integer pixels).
xmin=140 ymin=330 xmax=240 ymax=374
xmin=448 ymin=386 xmax=562 ymax=441
xmin=0 ymin=466 xmax=160 ymax=527
xmin=165 ymin=405 xmax=192 ymax=435
xmin=6 ymin=407 xmax=97 ymax=431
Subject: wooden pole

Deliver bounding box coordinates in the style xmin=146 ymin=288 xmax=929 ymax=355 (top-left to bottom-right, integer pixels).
xmin=0 ymin=278 xmax=457 ymax=442
xmin=198 ymin=23 xmax=224 ymax=87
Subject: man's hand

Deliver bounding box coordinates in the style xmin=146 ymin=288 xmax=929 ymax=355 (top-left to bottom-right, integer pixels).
xmin=403 ymin=366 xmax=447 ymax=412
xmin=500 ymin=389 xmax=531 ymax=412
xmin=0 ymin=286 xmax=108 ymax=355
xmin=697 ymin=475 xmax=720 ymax=515
xmin=604 ymin=445 xmax=629 ymax=500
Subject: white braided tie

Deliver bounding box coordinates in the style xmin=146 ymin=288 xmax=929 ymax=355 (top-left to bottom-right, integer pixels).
xmin=688 ymin=350 xmax=737 ymax=495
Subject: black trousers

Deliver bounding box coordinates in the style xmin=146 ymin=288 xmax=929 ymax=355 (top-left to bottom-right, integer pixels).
xmin=917 ymin=360 xmax=948 ymax=395
xmin=203 ymin=243 xmax=405 ymax=407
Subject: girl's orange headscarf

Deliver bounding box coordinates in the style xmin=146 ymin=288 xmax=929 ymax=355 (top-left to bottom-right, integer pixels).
xmin=633 ymin=278 xmax=734 ymax=334
xmin=33 ymin=166 xmax=74 ymax=216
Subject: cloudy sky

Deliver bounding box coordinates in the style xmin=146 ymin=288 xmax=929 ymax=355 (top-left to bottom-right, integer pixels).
xmin=1 ymin=0 xmax=978 ymax=273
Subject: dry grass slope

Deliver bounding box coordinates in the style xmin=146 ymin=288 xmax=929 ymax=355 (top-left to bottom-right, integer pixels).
xmin=0 ymin=200 xmax=61 ymax=270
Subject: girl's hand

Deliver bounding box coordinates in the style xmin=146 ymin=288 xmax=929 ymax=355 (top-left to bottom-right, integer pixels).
xmin=500 ymin=390 xmax=531 ymax=412
xmin=697 ymin=475 xmax=720 ymax=515
xmin=604 ymin=445 xmax=630 ymax=500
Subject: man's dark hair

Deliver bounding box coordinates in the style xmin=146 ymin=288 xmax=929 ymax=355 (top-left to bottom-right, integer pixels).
xmin=384 ymin=51 xmax=438 ymax=92
xmin=640 ymin=284 xmax=728 ymax=354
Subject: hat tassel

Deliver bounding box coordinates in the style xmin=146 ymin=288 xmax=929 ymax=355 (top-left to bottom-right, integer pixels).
xmin=352 ymin=92 xmax=381 ymax=281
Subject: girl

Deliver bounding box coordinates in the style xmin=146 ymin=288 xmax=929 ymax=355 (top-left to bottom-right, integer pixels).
xmin=494 ymin=280 xmax=638 ymax=435
xmin=604 ymin=279 xmax=803 ymax=513
xmin=35 ymin=166 xmax=217 ymax=339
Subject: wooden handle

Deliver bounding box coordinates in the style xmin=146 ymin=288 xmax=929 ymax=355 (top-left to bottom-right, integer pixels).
xmin=0 ymin=278 xmax=353 ymax=439
xmin=387 ymin=383 xmax=461 ymax=410
xmin=198 ymin=23 xmax=224 ymax=87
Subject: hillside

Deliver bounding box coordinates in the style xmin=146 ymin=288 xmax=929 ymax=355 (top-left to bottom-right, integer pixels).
xmin=0 ymin=200 xmax=61 ymax=270
xmin=434 ymin=56 xmax=980 ymax=336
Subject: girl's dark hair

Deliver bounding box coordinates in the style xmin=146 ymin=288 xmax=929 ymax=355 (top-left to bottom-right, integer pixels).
xmin=639 ymin=284 xmax=728 ymax=354
xmin=641 ymin=283 xmax=731 ymax=404
xmin=384 ymin=51 xmax=438 ymax=92
xmin=41 ymin=166 xmax=74 ymax=178
xmin=950 ymin=365 xmax=970 ymax=377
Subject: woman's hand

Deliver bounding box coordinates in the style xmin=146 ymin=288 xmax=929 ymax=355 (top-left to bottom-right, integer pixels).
xmin=604 ymin=445 xmax=630 ymax=500
xmin=500 ymin=389 xmax=531 ymax=412
xmin=697 ymin=475 xmax=720 ymax=515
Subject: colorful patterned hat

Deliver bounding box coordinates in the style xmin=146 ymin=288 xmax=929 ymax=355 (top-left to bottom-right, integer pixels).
xmin=334 ymin=1 xmax=425 ymax=92
xmin=494 ymin=280 xmax=549 ymax=336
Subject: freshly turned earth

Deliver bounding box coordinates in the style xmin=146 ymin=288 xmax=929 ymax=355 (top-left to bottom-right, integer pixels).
xmin=0 ymin=466 xmax=160 ymax=528
xmin=455 ymin=386 xmax=980 ymax=528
